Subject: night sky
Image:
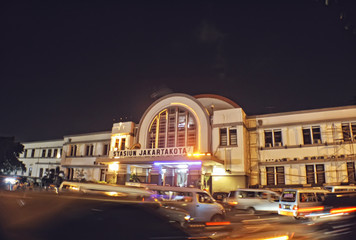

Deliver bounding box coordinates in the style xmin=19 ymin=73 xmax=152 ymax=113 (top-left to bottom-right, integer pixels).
xmin=1 ymin=0 xmax=356 ymax=142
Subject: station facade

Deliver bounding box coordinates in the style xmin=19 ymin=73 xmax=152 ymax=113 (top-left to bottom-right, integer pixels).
xmin=18 ymin=93 xmax=356 ymax=193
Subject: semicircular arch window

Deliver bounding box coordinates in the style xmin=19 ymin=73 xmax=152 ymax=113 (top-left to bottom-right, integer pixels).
xmin=147 ymin=107 xmax=197 ymax=149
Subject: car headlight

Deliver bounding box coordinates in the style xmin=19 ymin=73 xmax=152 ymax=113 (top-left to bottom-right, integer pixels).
xmin=184 ymin=215 xmax=191 ymax=221
xmin=5 ymin=178 xmax=17 ymax=185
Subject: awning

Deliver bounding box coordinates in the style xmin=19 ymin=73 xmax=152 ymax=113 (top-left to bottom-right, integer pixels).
xmin=61 ymin=165 xmax=108 ymax=169
xmin=96 ymin=155 xmax=224 ymax=165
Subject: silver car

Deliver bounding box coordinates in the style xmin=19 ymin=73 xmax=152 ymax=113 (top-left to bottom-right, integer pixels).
xmin=146 ymin=185 xmax=226 ymax=222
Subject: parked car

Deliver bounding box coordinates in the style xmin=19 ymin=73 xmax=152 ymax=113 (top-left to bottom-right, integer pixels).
xmin=226 ymin=189 xmax=280 ymax=214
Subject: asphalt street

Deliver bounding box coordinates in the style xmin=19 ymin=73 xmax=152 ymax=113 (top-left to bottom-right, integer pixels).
xmin=0 ymin=190 xmax=355 ymax=240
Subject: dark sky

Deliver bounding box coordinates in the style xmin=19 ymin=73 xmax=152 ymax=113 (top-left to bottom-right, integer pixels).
xmin=1 ymin=0 xmax=356 ymax=142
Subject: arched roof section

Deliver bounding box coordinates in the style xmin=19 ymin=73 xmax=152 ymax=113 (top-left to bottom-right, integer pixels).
xmin=194 ymin=94 xmax=241 ymax=114
xmin=137 ymin=93 xmax=211 ymax=153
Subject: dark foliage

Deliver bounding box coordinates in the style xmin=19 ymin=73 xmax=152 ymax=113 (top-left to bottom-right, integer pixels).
xmin=0 ymin=137 xmax=26 ymax=174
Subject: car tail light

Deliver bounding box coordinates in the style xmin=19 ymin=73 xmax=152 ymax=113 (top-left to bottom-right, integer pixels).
xmin=279 ymin=204 xmax=282 ymax=209
xmin=297 ymin=206 xmax=324 ymax=213
xmin=205 ymin=221 xmax=231 ymax=226
xmin=228 ymin=201 xmax=238 ymax=206
xmin=293 ymin=205 xmax=298 ymax=211
xmin=330 ymin=207 xmax=356 ymax=214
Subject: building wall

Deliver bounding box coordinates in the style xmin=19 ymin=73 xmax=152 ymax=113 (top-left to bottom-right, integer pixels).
xmin=212 ymin=108 xmax=247 ymax=173
xmin=61 ymin=131 xmax=111 ymax=182
xmin=212 ymin=175 xmax=246 ymax=193
xmin=19 ymin=139 xmax=64 ymax=181
xmin=252 ymin=106 xmax=356 ymax=187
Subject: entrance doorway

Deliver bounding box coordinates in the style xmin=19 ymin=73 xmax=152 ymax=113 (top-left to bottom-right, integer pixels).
xmin=161 ymin=165 xmax=189 ymax=187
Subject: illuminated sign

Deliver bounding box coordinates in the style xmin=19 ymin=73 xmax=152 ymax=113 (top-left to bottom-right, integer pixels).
xmin=113 ymin=146 xmax=193 ymax=158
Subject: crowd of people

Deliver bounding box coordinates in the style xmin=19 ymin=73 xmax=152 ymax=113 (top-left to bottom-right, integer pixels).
xmin=1 ymin=169 xmax=64 ymax=191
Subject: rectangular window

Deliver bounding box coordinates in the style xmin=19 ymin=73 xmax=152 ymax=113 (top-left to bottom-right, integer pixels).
xmin=31 ymin=149 xmax=35 ymax=158
xmin=70 ymin=145 xmax=77 ymax=157
xmin=266 ymin=167 xmax=275 ymax=185
xmin=103 ymin=144 xmax=109 ymax=155
xmin=264 ymin=131 xmax=273 ymax=147
xmin=305 ymin=164 xmax=325 ymax=185
xmin=149 ymin=121 xmax=157 ymax=149
xmin=90 ymin=145 xmax=94 ymax=155
xmin=342 ymin=123 xmax=352 ymax=141
xmin=42 ymin=149 xmax=46 ymax=157
xmin=187 ymin=113 xmax=196 ymax=147
xmin=28 ymin=167 xmax=32 ymax=177
xmin=120 ymin=138 xmax=126 ymax=150
xmin=303 ymin=126 xmax=322 ymax=145
xmin=274 ymin=130 xmax=282 ymax=146
xmin=266 ymin=166 xmax=285 ymax=185
xmin=342 ymin=122 xmax=356 ymax=142
xmin=86 ymin=145 xmax=94 ymax=156
xmin=229 ymin=129 xmax=238 ymax=145
xmin=86 ymin=145 xmax=90 ymax=156
xmin=167 ymin=113 xmax=176 ymax=148
xmin=114 ymin=139 xmax=119 ymax=150
xmin=312 ymin=126 xmax=322 ymax=144
xmin=24 ymin=149 xmax=27 ymax=158
xmin=47 ymin=149 xmax=52 ymax=158
xmin=276 ymin=166 xmax=285 ymax=185
xmin=53 ymin=149 xmax=58 ymax=158
xmin=177 ymin=113 xmax=186 ymax=147
xmin=39 ymin=168 xmax=43 ymax=178
xmin=220 ymin=128 xmax=227 ymax=146
xmin=264 ymin=129 xmax=282 ymax=147
xmin=306 ymin=165 xmax=315 ymax=184
xmin=303 ymin=128 xmax=312 ymax=145
xmin=158 ymin=111 xmax=167 ymax=148
xmin=347 ymin=162 xmax=355 ymax=183
xmin=316 ymin=164 xmax=325 ymax=184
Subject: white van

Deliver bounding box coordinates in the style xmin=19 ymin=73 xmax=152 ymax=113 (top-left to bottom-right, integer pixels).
xmin=278 ymin=188 xmax=329 ymax=219
xmin=58 ymin=181 xmax=154 ymax=200
xmin=146 ymin=185 xmax=226 ymax=223
xmin=226 ymin=189 xmax=280 ymax=214
xmin=324 ymin=185 xmax=356 ymax=192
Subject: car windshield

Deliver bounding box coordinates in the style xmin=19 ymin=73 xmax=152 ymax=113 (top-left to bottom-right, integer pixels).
xmin=281 ymin=191 xmax=296 ymax=202
xmin=154 ymin=190 xmax=193 ymax=202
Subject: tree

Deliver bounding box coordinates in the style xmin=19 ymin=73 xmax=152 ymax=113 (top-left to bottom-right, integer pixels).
xmin=0 ymin=137 xmax=26 ymax=174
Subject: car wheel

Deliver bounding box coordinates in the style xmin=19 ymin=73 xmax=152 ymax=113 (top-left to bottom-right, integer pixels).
xmin=210 ymin=214 xmax=224 ymax=222
xmin=247 ymin=207 xmax=255 ymax=215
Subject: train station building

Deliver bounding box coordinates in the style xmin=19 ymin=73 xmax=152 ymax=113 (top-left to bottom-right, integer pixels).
xmin=19 ymin=93 xmax=356 ymax=193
